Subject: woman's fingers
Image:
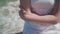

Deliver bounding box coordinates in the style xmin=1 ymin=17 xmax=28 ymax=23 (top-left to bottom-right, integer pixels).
xmin=27 ymin=9 xmax=31 ymax=13
xmin=23 ymin=10 xmax=27 ymax=14
xmin=22 ymin=8 xmax=32 ymax=15
xmin=26 ymin=9 xmax=32 ymax=14
xmin=19 ymin=10 xmax=25 ymax=19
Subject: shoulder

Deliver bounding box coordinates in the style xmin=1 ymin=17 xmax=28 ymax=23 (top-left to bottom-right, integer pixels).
xmin=55 ymin=4 xmax=60 ymax=15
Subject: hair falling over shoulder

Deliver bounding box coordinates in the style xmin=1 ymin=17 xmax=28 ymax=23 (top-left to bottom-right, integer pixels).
xmin=50 ymin=0 xmax=60 ymax=15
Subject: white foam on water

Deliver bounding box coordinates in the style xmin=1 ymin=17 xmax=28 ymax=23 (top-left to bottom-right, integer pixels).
xmin=0 ymin=0 xmax=25 ymax=34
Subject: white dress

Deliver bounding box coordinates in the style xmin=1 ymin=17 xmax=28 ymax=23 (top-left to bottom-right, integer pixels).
xmin=23 ymin=0 xmax=55 ymax=34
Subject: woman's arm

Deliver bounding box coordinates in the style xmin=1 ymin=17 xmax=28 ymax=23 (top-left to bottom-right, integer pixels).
xmin=23 ymin=9 xmax=57 ymax=23
xmin=25 ymin=14 xmax=57 ymax=23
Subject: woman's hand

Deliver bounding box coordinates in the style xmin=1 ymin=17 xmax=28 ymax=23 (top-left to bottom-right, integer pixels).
xmin=21 ymin=9 xmax=39 ymax=20
xmin=19 ymin=8 xmax=38 ymax=20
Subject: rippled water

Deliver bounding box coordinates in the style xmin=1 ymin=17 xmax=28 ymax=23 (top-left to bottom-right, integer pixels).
xmin=0 ymin=0 xmax=25 ymax=34
xmin=0 ymin=0 xmax=60 ymax=34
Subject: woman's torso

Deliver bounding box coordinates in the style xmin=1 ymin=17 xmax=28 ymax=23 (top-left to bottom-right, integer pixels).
xmin=25 ymin=0 xmax=55 ymax=30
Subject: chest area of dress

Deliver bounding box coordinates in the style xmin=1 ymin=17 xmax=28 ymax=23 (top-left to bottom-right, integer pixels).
xmin=32 ymin=9 xmax=51 ymax=16
xmin=31 ymin=0 xmax=54 ymax=15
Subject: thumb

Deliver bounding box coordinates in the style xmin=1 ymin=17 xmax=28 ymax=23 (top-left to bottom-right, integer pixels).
xmin=23 ymin=10 xmax=27 ymax=14
xmin=26 ymin=9 xmax=31 ymax=14
xmin=23 ymin=8 xmax=31 ymax=15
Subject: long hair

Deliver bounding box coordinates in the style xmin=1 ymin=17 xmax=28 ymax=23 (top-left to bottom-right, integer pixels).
xmin=50 ymin=0 xmax=60 ymax=15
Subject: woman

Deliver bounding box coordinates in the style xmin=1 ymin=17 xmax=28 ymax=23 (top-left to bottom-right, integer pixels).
xmin=19 ymin=0 xmax=59 ymax=34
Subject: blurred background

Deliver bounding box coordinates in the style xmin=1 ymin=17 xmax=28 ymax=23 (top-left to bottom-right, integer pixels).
xmin=0 ymin=0 xmax=60 ymax=34
xmin=0 ymin=0 xmax=25 ymax=34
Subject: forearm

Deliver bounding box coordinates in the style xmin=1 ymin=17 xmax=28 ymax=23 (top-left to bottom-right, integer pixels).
xmin=25 ymin=15 xmax=57 ymax=23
